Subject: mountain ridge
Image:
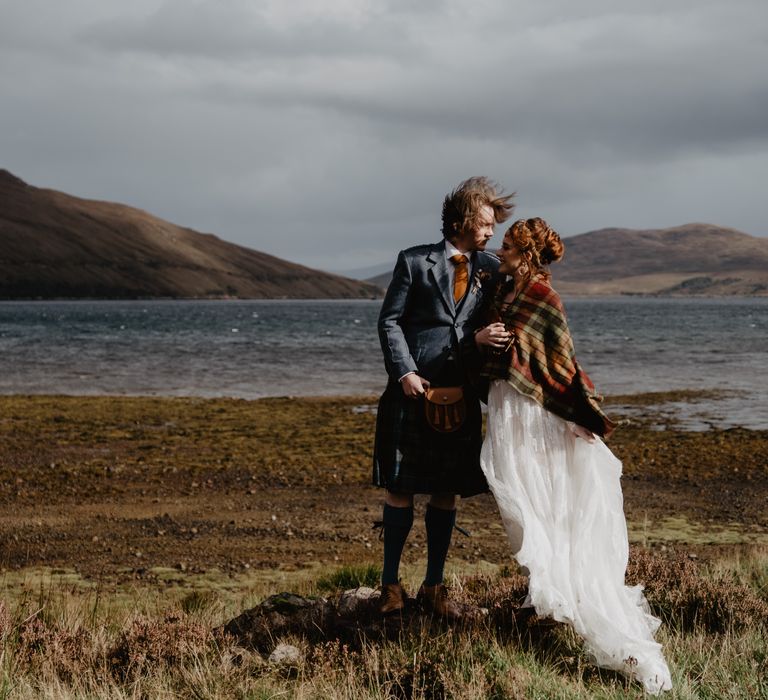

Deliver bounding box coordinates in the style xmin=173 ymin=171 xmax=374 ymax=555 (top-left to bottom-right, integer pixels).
xmin=366 ymin=224 xmax=768 ymax=296
xmin=0 ymin=169 xmax=383 ymax=299
xmin=553 ymin=223 xmax=768 ymax=295
xmin=3 ymin=169 xmax=765 ymax=298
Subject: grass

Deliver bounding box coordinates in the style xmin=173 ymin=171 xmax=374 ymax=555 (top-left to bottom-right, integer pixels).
xmin=628 ymin=515 xmax=768 ymax=547
xmin=0 ymin=548 xmax=766 ymax=699
xmin=1 ymin=392 xmax=766 ymax=696
xmin=316 ymin=564 xmax=382 ymax=593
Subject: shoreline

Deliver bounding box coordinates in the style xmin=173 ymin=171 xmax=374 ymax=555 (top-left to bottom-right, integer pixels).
xmin=0 ymin=393 xmax=765 ymax=586
xmin=0 ymin=387 xmax=763 ymax=431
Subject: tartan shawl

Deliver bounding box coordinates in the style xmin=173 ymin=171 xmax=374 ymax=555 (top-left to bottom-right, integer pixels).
xmin=482 ymin=276 xmax=617 ymax=438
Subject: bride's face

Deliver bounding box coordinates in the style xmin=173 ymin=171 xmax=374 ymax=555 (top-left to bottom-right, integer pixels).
xmin=497 ymin=235 xmax=525 ymax=275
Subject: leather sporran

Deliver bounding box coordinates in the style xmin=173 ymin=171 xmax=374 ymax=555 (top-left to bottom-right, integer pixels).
xmin=423 ymin=386 xmax=466 ymax=433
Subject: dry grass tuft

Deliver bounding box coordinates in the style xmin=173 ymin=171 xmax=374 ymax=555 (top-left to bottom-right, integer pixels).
xmin=0 ymin=599 xmax=10 ymax=640
xmin=106 ymin=614 xmax=212 ymax=680
xmin=626 ymin=546 xmax=768 ymax=633
xmin=14 ymin=613 xmax=95 ymax=682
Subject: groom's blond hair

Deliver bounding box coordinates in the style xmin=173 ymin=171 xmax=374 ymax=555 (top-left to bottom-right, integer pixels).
xmin=441 ymin=176 xmax=515 ymax=240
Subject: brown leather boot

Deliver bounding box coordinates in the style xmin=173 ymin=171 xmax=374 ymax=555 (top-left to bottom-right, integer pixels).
xmin=417 ymin=583 xmax=463 ymax=622
xmin=379 ymin=582 xmax=407 ymax=615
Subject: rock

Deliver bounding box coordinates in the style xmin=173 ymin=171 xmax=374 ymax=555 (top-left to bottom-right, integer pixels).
xmin=221 ymin=592 xmax=333 ymax=652
xmin=268 ymin=643 xmax=302 ymax=666
xmin=219 ymin=586 xmax=487 ymax=652
xmin=220 ymin=646 xmax=261 ymax=672
xmin=337 ymin=587 xmax=378 ymax=617
xmin=262 ymin=592 xmax=326 ymax=616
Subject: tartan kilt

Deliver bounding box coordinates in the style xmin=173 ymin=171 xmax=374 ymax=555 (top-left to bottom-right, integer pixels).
xmin=372 ymin=382 xmax=488 ymax=497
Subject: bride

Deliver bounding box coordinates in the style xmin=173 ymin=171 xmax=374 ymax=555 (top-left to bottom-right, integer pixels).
xmin=474 ymin=217 xmax=673 ymax=695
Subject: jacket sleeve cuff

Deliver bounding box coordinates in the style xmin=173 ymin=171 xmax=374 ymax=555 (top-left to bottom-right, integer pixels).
xmin=392 ymin=359 xmax=418 ymax=382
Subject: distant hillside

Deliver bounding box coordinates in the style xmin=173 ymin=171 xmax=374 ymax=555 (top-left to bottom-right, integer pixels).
xmin=553 ymin=224 xmax=768 ymax=295
xmin=368 ymin=225 xmax=768 ymax=296
xmin=332 ymin=262 xmax=392 ymax=281
xmin=367 ymin=270 xmax=394 ymax=289
xmin=0 ymin=170 xmax=383 ymax=299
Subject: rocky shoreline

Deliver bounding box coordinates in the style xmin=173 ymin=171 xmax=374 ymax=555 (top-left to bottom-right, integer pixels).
xmin=0 ymin=393 xmax=765 ymax=585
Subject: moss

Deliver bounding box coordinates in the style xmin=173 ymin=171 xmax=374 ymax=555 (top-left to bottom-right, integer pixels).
xmin=0 ymin=393 xmax=765 ymax=586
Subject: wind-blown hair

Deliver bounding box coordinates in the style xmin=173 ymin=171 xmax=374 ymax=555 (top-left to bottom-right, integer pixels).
xmin=441 ymin=177 xmax=515 ymax=240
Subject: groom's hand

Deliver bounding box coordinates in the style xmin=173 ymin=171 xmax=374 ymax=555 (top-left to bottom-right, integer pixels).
xmin=400 ymin=373 xmax=430 ymax=399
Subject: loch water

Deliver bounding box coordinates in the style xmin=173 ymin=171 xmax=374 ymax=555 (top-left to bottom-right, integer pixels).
xmin=1 ymin=297 xmax=766 ymax=429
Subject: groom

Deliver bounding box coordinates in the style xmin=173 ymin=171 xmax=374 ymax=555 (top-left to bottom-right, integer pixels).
xmin=373 ymin=176 xmax=514 ymax=619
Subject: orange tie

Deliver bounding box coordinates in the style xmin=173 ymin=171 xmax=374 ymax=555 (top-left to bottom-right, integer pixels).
xmin=450 ymin=254 xmax=469 ymax=302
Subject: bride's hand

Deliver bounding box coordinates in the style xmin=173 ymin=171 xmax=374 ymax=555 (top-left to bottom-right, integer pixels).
xmin=569 ymin=423 xmax=596 ymax=443
xmin=475 ymin=323 xmax=512 ymax=349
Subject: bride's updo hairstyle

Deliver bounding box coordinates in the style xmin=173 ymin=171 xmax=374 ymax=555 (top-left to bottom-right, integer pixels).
xmin=506 ymin=217 xmax=565 ymax=278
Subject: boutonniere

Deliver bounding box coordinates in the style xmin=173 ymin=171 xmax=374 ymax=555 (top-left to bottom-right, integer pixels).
xmin=471 ymin=269 xmax=492 ymax=294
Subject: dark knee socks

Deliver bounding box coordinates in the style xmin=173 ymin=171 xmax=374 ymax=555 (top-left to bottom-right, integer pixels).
xmin=381 ymin=503 xmax=456 ymax=586
xmin=424 ymin=504 xmax=456 ymax=586
xmin=381 ymin=504 xmax=414 ymax=585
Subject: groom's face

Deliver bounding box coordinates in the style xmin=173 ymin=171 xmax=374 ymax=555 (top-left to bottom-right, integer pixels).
xmin=453 ymin=204 xmax=496 ymax=253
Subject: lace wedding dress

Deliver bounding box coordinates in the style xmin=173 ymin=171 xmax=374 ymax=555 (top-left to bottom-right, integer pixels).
xmin=481 ymin=380 xmax=673 ymax=695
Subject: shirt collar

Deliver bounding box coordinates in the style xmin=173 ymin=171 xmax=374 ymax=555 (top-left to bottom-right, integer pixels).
xmin=445 ymin=240 xmax=470 ymax=260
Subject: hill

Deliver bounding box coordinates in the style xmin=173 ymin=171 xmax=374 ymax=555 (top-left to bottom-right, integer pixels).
xmin=366 ymin=269 xmax=394 ymax=289
xmin=367 ymin=225 xmax=768 ymax=295
xmin=553 ymin=224 xmax=768 ymax=296
xmin=0 ymin=169 xmax=382 ymax=299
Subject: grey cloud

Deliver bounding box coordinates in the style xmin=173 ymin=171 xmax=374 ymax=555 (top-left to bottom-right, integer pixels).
xmin=1 ymin=0 xmax=766 ymax=270
xmin=192 ymin=61 xmax=768 ymax=169
xmin=78 ymin=0 xmax=419 ymax=61
xmin=159 ymin=0 xmax=768 ymax=167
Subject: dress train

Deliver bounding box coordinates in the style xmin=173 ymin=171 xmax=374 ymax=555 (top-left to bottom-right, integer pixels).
xmin=480 ymin=380 xmax=672 ymax=695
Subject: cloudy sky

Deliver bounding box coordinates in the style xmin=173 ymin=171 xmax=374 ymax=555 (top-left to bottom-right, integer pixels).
xmin=2 ymin=0 xmax=767 ymax=272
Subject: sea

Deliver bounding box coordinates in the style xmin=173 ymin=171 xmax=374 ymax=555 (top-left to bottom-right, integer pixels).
xmin=1 ymin=297 xmax=766 ymax=430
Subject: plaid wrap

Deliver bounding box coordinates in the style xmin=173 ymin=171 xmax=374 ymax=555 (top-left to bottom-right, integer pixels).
xmin=482 ymin=277 xmax=617 ymax=438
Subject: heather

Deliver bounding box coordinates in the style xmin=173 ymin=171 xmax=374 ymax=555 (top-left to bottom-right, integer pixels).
xmin=0 ymin=393 xmax=766 ymax=697
xmin=0 ymin=547 xmax=766 ymax=698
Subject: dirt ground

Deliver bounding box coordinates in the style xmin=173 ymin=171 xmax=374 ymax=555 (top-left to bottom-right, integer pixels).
xmin=1 ymin=393 xmax=766 ymax=584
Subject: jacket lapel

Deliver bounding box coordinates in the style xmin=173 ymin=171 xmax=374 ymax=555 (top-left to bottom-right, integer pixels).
xmin=427 ymin=242 xmax=455 ymax=317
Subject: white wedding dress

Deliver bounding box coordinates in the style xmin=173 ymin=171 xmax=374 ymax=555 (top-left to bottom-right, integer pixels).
xmin=481 ymin=380 xmax=673 ymax=695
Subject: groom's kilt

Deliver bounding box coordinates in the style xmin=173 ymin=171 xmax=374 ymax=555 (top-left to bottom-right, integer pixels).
xmin=372 ymin=382 xmax=487 ymax=497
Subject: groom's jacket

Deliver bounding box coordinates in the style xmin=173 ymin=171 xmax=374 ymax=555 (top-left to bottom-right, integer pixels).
xmin=378 ymin=241 xmax=500 ymax=385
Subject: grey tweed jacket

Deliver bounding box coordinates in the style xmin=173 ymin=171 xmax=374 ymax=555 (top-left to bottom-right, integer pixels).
xmin=378 ymin=241 xmax=500 ymax=384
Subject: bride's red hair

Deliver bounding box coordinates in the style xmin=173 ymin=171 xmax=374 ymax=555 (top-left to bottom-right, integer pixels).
xmin=506 ymin=217 xmax=565 ymax=278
